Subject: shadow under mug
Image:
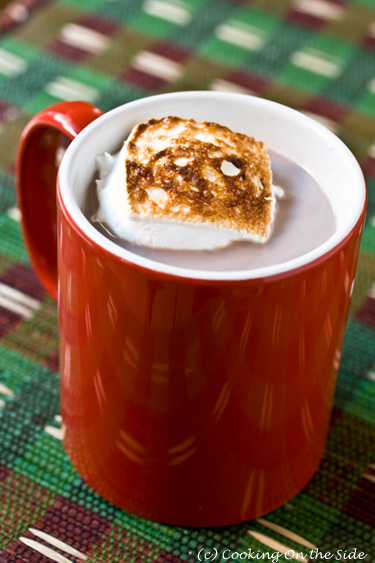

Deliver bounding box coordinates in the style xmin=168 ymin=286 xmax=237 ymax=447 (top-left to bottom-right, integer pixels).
xmin=16 ymin=92 xmax=367 ymax=527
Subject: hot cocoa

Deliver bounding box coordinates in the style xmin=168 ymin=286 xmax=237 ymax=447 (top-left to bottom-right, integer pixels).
xmin=84 ymin=145 xmax=335 ymax=272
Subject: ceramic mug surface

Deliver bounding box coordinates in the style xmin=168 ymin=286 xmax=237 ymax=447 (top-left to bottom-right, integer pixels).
xmin=17 ymin=92 xmax=367 ymax=526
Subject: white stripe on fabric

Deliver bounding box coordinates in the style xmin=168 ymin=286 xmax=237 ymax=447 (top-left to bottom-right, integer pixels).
xmin=0 ymin=48 xmax=27 ymax=76
xmin=363 ymin=472 xmax=375 ymax=484
xmin=248 ymin=531 xmax=309 ymax=562
xmin=143 ymin=0 xmax=191 ymax=25
xmin=367 ymin=78 xmax=375 ymax=94
xmin=367 ymin=22 xmax=375 ymax=38
xmin=44 ymin=425 xmax=65 ymax=440
xmin=216 ymin=21 xmax=265 ymax=51
xmin=256 ymin=518 xmax=316 ymax=548
xmin=45 ymin=77 xmax=99 ymax=103
xmin=132 ymin=50 xmax=183 ymax=81
xmin=293 ymin=0 xmax=344 ymax=21
xmin=60 ymin=23 xmax=110 ymax=54
xmin=368 ymin=284 xmax=375 ymax=299
xmin=210 ymin=78 xmax=257 ymax=96
xmin=0 ymin=295 xmax=33 ymax=318
xmin=19 ymin=538 xmax=76 ymax=563
xmin=7 ymin=207 xmax=22 ymax=222
xmin=0 ymin=283 xmax=40 ymax=319
xmin=290 ymin=49 xmax=341 ymax=77
xmin=5 ymin=3 xmax=29 ymax=23
xmin=0 ymin=283 xmax=39 ymax=311
xmin=29 ymin=529 xmax=87 ymax=561
xmin=0 ymin=382 xmax=15 ymax=397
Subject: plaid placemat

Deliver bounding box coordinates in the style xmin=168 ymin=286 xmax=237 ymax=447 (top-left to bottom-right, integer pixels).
xmin=0 ymin=0 xmax=375 ymax=561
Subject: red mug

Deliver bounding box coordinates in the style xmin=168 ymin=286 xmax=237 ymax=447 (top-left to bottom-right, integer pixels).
xmin=17 ymin=92 xmax=367 ymax=527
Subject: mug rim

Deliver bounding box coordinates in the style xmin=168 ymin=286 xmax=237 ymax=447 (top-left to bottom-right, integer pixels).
xmin=57 ymin=91 xmax=367 ymax=281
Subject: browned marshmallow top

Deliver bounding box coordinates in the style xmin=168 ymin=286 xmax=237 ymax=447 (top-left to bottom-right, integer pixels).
xmin=125 ymin=116 xmax=274 ymax=242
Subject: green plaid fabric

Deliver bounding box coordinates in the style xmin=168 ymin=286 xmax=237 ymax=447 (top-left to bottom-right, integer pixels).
xmin=0 ymin=0 xmax=375 ymax=561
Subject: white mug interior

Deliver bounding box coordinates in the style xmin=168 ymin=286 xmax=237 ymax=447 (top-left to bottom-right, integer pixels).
xmin=58 ymin=91 xmax=366 ymax=281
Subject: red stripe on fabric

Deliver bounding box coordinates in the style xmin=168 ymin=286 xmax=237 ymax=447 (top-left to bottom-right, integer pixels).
xmin=304 ymin=97 xmax=349 ymax=122
xmin=121 ymin=67 xmax=167 ymax=91
xmin=225 ymin=69 xmax=270 ymax=94
xmin=48 ymin=40 xmax=90 ymax=62
xmin=149 ymin=40 xmax=192 ymax=63
xmin=287 ymin=9 xmax=327 ymax=29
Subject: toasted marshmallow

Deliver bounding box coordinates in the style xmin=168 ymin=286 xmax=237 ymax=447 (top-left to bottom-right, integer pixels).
xmin=94 ymin=117 xmax=279 ymax=250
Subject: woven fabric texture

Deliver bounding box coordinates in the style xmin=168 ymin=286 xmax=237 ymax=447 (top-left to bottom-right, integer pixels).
xmin=0 ymin=0 xmax=375 ymax=561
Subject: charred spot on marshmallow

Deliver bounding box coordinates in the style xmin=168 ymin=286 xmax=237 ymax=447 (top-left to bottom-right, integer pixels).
xmin=125 ymin=116 xmax=275 ymax=242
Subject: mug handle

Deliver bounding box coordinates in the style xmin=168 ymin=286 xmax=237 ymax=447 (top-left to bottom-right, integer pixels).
xmin=16 ymin=101 xmax=104 ymax=300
